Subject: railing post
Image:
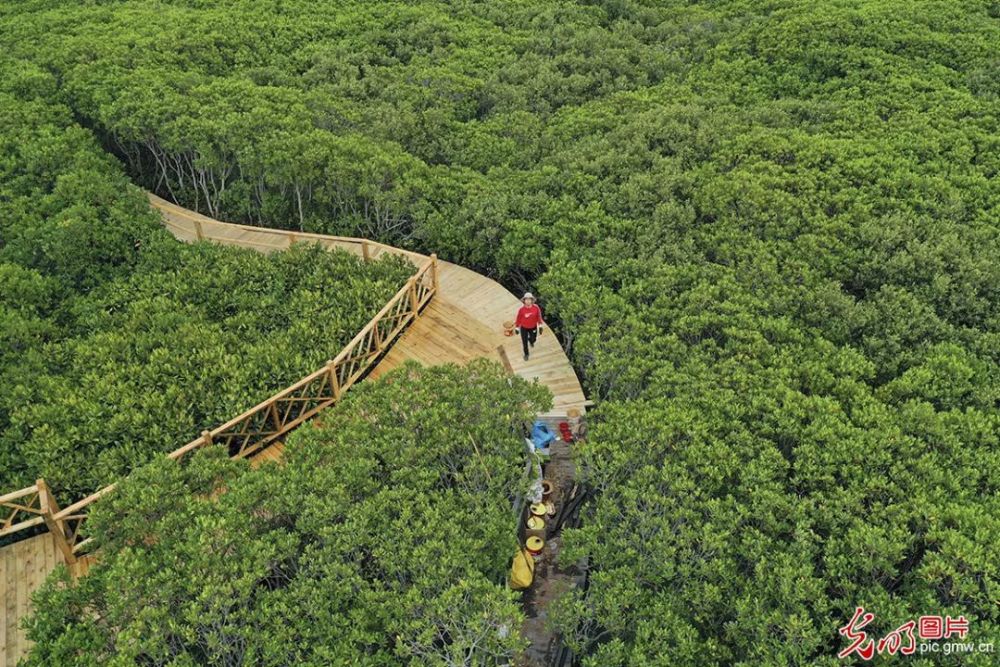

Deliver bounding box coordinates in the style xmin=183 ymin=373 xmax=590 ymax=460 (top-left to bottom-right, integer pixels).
xmin=430 ymin=254 xmax=439 ymax=293
xmin=194 ymin=219 xmax=204 ymax=241
xmin=362 ymin=241 xmax=370 ymax=262
xmin=37 ymin=479 xmax=76 ymax=564
xmin=326 ymin=360 xmax=341 ymax=401
xmin=201 ymin=430 xmax=213 ymax=448
xmin=408 ymin=277 xmax=419 ymax=315
xmin=269 ymin=401 xmax=282 ymax=431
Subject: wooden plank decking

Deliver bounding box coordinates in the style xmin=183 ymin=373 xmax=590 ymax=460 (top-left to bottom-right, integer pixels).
xmin=0 ymin=195 xmax=586 ymax=666
xmin=0 ymin=534 xmax=92 ymax=666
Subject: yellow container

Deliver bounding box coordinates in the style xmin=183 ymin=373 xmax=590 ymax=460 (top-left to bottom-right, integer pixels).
xmin=530 ymin=502 xmax=547 ymax=518
xmin=526 ymin=516 xmax=546 ymax=539
xmin=525 ymin=536 xmax=545 ymax=556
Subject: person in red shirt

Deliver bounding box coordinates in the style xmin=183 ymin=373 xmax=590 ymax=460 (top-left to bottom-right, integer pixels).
xmin=515 ymin=292 xmax=544 ymax=361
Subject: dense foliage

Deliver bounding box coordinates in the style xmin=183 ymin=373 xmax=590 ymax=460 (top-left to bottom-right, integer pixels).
xmin=3 ymin=0 xmax=999 ymax=664
xmin=0 ymin=92 xmax=414 ymax=497
xmin=22 ymin=361 xmax=551 ymax=666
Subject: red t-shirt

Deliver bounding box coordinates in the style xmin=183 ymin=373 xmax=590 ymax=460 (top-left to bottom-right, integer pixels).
xmin=516 ymin=304 xmax=542 ymax=329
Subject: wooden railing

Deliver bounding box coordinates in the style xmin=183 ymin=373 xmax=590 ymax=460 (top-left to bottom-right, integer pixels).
xmin=151 ymin=192 xmax=425 ymax=267
xmin=0 ymin=253 xmax=438 ymax=562
xmin=1 ymin=484 xmax=44 ymax=539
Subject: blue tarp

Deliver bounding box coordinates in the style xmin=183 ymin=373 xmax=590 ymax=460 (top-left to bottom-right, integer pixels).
xmin=530 ymin=421 xmax=556 ymax=449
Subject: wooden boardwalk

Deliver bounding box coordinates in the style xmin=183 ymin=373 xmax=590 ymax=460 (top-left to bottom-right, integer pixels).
xmin=0 ymin=195 xmax=586 ymax=666
xmin=151 ymin=194 xmax=588 ymax=415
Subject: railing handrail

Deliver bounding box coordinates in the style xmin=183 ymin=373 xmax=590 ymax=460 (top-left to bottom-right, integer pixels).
xmin=161 ymin=215 xmax=408 ymax=258
xmin=153 ymin=194 xmax=421 ymax=263
xmin=0 ymin=249 xmax=439 ymax=560
xmin=169 ymin=253 xmax=436 ymax=459
xmin=207 ymin=364 xmax=332 ymax=437
xmin=0 ymin=483 xmax=39 ymax=505
xmin=52 ymin=484 xmax=118 ymax=522
xmin=1 ymin=483 xmax=44 ymax=539
xmin=331 ymin=260 xmax=434 ymax=366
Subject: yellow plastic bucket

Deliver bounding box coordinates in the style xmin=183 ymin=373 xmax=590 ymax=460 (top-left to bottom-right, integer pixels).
xmin=526 ymin=516 xmax=546 ymax=539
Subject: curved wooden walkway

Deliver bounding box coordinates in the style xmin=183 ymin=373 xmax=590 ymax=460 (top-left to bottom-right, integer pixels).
xmin=150 ymin=194 xmax=587 ymax=415
xmin=0 ymin=195 xmax=586 ymax=666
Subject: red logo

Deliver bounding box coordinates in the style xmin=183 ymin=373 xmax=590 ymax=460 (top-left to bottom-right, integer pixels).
xmin=839 ymin=607 xmax=971 ymax=660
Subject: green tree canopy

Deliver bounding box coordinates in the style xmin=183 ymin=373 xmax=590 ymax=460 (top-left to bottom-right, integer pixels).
xmin=23 ymin=361 xmax=551 ymax=666
xmin=1 ymin=0 xmax=998 ymax=663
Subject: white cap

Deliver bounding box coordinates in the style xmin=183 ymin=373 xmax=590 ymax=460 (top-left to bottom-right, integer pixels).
xmin=522 ymin=292 xmax=535 ymax=301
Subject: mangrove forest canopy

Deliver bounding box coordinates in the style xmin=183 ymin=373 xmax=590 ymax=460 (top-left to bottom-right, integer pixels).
xmin=0 ymin=0 xmax=998 ymax=664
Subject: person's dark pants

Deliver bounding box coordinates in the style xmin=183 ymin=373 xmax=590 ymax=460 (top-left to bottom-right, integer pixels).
xmin=520 ymin=326 xmax=537 ymax=358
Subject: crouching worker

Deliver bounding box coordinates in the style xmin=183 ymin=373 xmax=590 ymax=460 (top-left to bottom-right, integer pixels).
xmin=515 ymin=292 xmax=544 ymax=361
